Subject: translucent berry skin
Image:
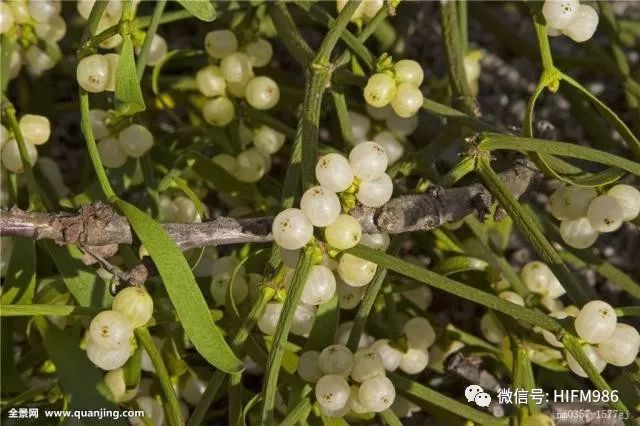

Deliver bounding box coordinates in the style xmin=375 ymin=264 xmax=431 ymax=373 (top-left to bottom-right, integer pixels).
xmin=112 ymin=287 xmax=154 ymax=328
xmin=220 ymin=52 xmax=253 ymax=84
xmin=360 ymin=233 xmax=390 ymax=251
xmin=480 ymin=312 xmax=504 ymax=345
xmin=337 ymin=254 xmax=376 ymax=287
xmin=398 ymin=347 xmax=429 ymax=374
xmin=349 ymin=141 xmax=388 ymax=182
xmin=145 ymin=34 xmax=168 ymax=66
xmin=350 ymin=348 xmax=385 ymax=383
xmin=1 ymin=139 xmax=38 ymax=173
xmin=596 ymin=323 xmax=640 ymax=367
xmin=297 ymin=350 xmax=322 ymax=383
xmin=586 ymin=195 xmax=624 ymax=233
xmin=607 ymin=184 xmax=640 ymax=222
xmin=245 ymin=76 xmax=280 ymax=110
xmin=103 ymin=53 xmax=119 ymax=92
xmin=210 ymin=272 xmax=248 ymax=306
xmin=365 ymin=104 xmax=393 ymax=121
xmin=301 ymin=265 xmax=337 ymax=306
xmin=393 ymin=60 xmax=424 ymax=86
xmin=118 ymin=124 xmax=153 ymax=158
xmin=253 ymin=125 xmax=285 ymax=155
xmin=363 ymin=0 xmax=384 ymax=19
xmin=542 ymin=0 xmax=579 ymax=30
xmin=212 ymin=153 xmax=237 ymax=174
xmin=88 ymin=310 xmax=134 ymax=350
xmin=182 ymin=375 xmax=207 ymax=406
xmin=173 ymin=196 xmax=198 ymax=223
xmin=257 ymin=302 xmax=282 ymax=335
xmin=19 ymin=114 xmax=50 ymax=146
xmin=90 ymin=109 xmax=110 ymax=140
xmin=560 ymin=217 xmax=598 ymax=249
xmin=562 ymin=4 xmax=599 ymax=43
xmin=336 ymin=278 xmax=365 ymax=309
xmin=386 ymin=113 xmax=419 ymax=137
xmin=318 ymin=345 xmax=354 ymax=377
xmin=325 ymin=214 xmax=362 ymax=250
xmin=204 ymin=30 xmax=238 ymax=58
xmin=98 ymin=138 xmax=127 ymax=169
xmin=358 ymin=376 xmax=396 ymax=413
xmin=574 ymin=300 xmax=617 ymax=344
xmin=202 ymin=97 xmax=235 ymax=127
xmin=566 ymin=344 xmax=606 ymax=377
xmin=356 ymin=173 xmax=393 ymax=207
xmin=520 ymin=261 xmax=565 ymax=298
xmin=498 ymin=291 xmax=525 ymax=306
xmin=77 ymin=54 xmax=110 ymax=93
xmin=390 ymin=83 xmax=424 ymax=118
xmin=87 ymin=342 xmax=131 ymax=370
xmin=244 ymin=38 xmax=273 ymax=67
xmin=315 ymin=374 xmax=351 ymax=411
xmin=234 ymin=149 xmax=268 ymax=183
xmin=0 ymin=3 xmax=14 ymax=34
xmin=349 ymin=111 xmax=372 ymax=143
xmin=300 ymin=186 xmax=342 ymax=227
xmin=291 ymin=303 xmax=316 ymax=336
xmin=104 ymin=368 xmax=136 ymax=402
xmin=371 ymin=339 xmax=403 ymax=372
xmin=403 ymin=317 xmax=436 ymax=349
xmin=196 ymin=65 xmax=227 ymax=98
xmin=315 ymin=153 xmax=354 ymax=192
xmin=272 ymin=208 xmax=313 ymax=250
xmin=364 ymin=73 xmax=397 ymax=108
xmin=372 ymin=131 xmax=404 ymax=164
xmin=560 ymin=186 xmax=597 ymax=219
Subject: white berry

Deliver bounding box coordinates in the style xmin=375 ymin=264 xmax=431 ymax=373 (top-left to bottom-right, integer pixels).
xmin=393 ymin=60 xmax=424 ymax=86
xmin=315 ymin=374 xmax=351 ymax=411
xmin=257 ymin=302 xmax=283 ymax=335
xmin=315 ymin=153 xmax=354 ymax=192
xmin=356 ymin=173 xmax=393 ymax=207
xmin=520 ymin=261 xmax=565 ymax=298
xmin=372 ymin=131 xmax=404 ymax=164
xmin=245 ymin=76 xmax=280 ymax=110
xmin=404 ymin=317 xmax=436 ymax=349
xmin=244 ymin=38 xmax=273 ymax=67
xmin=337 ymin=253 xmax=376 ymax=287
xmin=560 ymin=217 xmax=598 ymax=249
xmin=398 ymin=347 xmax=429 ymax=374
xmin=349 ymin=141 xmax=388 ymax=182
xmin=364 ymin=73 xmax=396 ymax=108
xmin=349 ymin=111 xmax=371 ymax=143
xmin=98 ymin=138 xmax=127 ymax=169
xmin=542 ymin=0 xmax=579 ymax=30
xmin=318 ymin=344 xmax=354 ymax=377
xmin=300 ymin=186 xmax=342 ymax=227
xmin=234 ymin=148 xmax=268 ymax=182
xmin=498 ymin=291 xmax=525 ymax=306
xmin=325 ymin=214 xmax=362 ymax=250
xmin=562 ymin=4 xmax=599 ymax=43
xmin=88 ymin=310 xmax=134 ymax=350
xmin=203 ymin=97 xmax=235 ymax=127
xmin=386 ymin=112 xmax=419 ymax=137
xmin=351 ymin=348 xmax=385 ymax=383
xmin=2 ymin=139 xmax=38 ymax=173
xmin=574 ymin=300 xmax=617 ymax=344
xmin=358 ymin=376 xmax=396 ymax=413
xmin=252 ymin=125 xmax=285 ymax=155
xmin=196 ymin=65 xmax=227 ymax=98
xmin=587 ymin=195 xmax=624 ymax=233
xmin=596 ymin=323 xmax=640 ymax=367
xmin=301 ymin=265 xmax=336 ymax=306
xmin=112 ymin=287 xmax=154 ymax=328
xmin=118 ymin=124 xmax=153 ymax=158
xmin=220 ymin=52 xmax=253 ymax=85
xmin=77 ymin=54 xmax=110 ymax=93
xmin=297 ymin=350 xmax=323 ymax=383
xmin=87 ymin=342 xmax=131 ymax=370
xmin=390 ymin=83 xmax=423 ymax=118
xmin=371 ymin=339 xmax=403 ymax=372
xmin=360 ymin=233 xmax=390 ymax=251
xmin=566 ymin=344 xmax=606 ymax=377
xmin=607 ymin=184 xmax=640 ymax=222
xmin=204 ymin=30 xmax=238 ymax=58
xmin=336 ymin=277 xmax=365 ymax=309
xmin=272 ymin=208 xmax=313 ymax=250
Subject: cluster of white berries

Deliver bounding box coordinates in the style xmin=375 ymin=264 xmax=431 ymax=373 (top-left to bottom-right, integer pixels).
xmin=567 ymin=300 xmax=639 ymax=376
xmin=89 ymin=109 xmax=154 ymax=168
xmin=157 ymin=194 xmax=201 ymax=223
xmin=348 ymin=104 xmax=420 ymax=165
xmin=364 ymin=60 xmax=424 ymax=118
xmin=0 ymin=0 xmax=66 ymax=78
xmin=198 ymin=30 xmax=278 ymax=127
xmin=336 ymin=0 xmax=384 ymax=22
xmin=86 ymin=286 xmax=153 ymax=370
xmin=1 ymin=114 xmax=50 ymax=173
xmin=77 ymin=0 xmax=134 ymax=49
xmin=296 ymin=317 xmax=435 ymax=418
xmin=542 ymin=0 xmax=599 ymax=43
xmin=208 ymin=255 xmax=262 ymax=307
xmin=212 ymin=124 xmax=286 ymax=183
xmin=550 ymin=184 xmax=640 ymax=249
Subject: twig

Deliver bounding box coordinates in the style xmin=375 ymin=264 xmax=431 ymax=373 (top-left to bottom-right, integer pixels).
xmin=0 ymin=160 xmax=538 ymax=249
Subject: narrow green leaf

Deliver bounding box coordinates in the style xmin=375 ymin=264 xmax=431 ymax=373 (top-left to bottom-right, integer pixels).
xmin=176 ymin=0 xmax=216 ymax=22
xmin=390 ymin=373 xmax=508 ymax=426
xmin=1 ymin=238 xmax=36 ymax=304
xmin=135 ymin=328 xmax=182 ymax=426
xmin=115 ymin=36 xmax=146 ymax=115
xmin=33 ymin=317 xmax=125 ymax=425
xmin=281 ymin=397 xmax=312 ymax=426
xmin=1 ymin=304 xmax=97 ymax=317
xmin=480 ymin=133 xmax=640 ymax=177
xmin=433 ymin=255 xmax=489 ymax=276
xmin=43 ymin=242 xmax=113 ymax=308
xmin=536 ymin=154 xmax=625 ymax=187
xmin=379 ymin=409 xmax=403 ymax=426
xmin=151 ymin=49 xmax=203 ymax=95
xmin=116 ymin=199 xmax=242 ymax=373
xmin=347 ymin=245 xmax=563 ymax=333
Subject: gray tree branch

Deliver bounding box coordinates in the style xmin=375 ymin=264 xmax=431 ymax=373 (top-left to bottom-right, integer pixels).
xmin=0 ymin=160 xmax=538 ymax=250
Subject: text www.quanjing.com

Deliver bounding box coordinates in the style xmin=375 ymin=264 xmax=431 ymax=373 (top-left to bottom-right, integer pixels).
xmin=43 ymin=409 xmax=145 ymax=420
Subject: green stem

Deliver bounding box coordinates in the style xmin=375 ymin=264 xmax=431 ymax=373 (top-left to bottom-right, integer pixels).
xmin=187 ymin=287 xmax=275 ymax=426
xmin=280 ymin=397 xmax=312 ymax=426
xmin=0 ymin=304 xmax=98 ymax=317
xmin=532 ymin=16 xmax=555 ymax=72
xmin=474 ymin=156 xmax=591 ymax=305
xmin=135 ymin=328 xmax=182 ymax=426
xmin=80 ymin=0 xmax=109 ymax=45
xmin=440 ymin=0 xmax=475 ymax=116
xmin=330 ymin=88 xmax=356 ymax=147
xmin=260 ymin=248 xmax=314 ymax=424
xmin=268 ymin=2 xmax=313 ymax=67
xmin=136 ymin=9 xmax=194 ymax=28
xmin=136 ymin=0 xmax=167 ymax=79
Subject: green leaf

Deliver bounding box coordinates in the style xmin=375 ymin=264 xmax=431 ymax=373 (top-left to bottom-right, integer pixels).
xmin=33 ymin=317 xmax=125 ymax=425
xmin=116 ymin=199 xmax=242 ymax=373
xmin=480 ymin=133 xmax=640 ymax=177
xmin=390 ymin=372 xmax=508 ymax=426
xmin=1 ymin=304 xmax=97 ymax=317
xmin=43 ymin=242 xmax=113 ymax=308
xmin=535 ymin=154 xmax=625 ymax=187
xmin=115 ymin=36 xmax=146 ymax=115
xmin=281 ymin=397 xmax=312 ymax=426
xmin=347 ymin=245 xmax=562 ymax=333
xmin=176 ymin=0 xmax=216 ymax=22
xmin=433 ymin=255 xmax=489 ymax=276
xmin=1 ymin=238 xmax=36 ymax=305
